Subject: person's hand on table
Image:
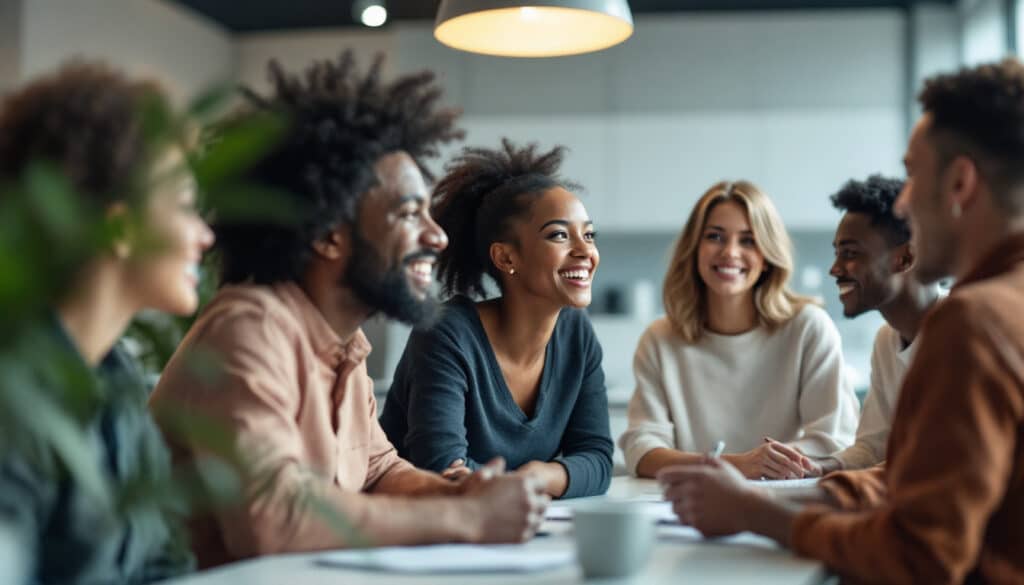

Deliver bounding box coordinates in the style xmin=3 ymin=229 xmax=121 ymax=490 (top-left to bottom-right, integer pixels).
xmin=764 ymin=438 xmax=826 ymax=477
xmin=722 ymin=439 xmax=815 ymax=479
xmin=658 ymin=457 xmax=761 ymax=537
xmin=452 ymin=457 xmax=503 ymax=493
xmin=513 ymin=460 xmax=568 ymax=498
xmin=461 ymin=458 xmax=550 ymax=543
xmin=442 ymin=458 xmax=472 ymax=481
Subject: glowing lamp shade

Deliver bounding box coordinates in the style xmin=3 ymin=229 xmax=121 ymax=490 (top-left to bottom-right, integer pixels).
xmin=434 ymin=0 xmax=634 ymax=58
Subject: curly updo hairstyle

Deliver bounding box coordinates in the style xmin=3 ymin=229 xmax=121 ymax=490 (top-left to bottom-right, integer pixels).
xmin=216 ymin=50 xmax=464 ymax=285
xmin=431 ymin=138 xmax=580 ymax=299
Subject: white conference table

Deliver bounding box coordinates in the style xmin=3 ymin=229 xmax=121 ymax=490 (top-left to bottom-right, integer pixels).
xmin=163 ymin=477 xmax=829 ymax=585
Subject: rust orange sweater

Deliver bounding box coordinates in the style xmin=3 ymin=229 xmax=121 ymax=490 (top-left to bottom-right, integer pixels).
xmin=792 ymin=234 xmax=1024 ymax=585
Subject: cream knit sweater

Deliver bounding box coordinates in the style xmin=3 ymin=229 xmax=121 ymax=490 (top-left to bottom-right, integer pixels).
xmin=619 ymin=305 xmax=859 ymax=475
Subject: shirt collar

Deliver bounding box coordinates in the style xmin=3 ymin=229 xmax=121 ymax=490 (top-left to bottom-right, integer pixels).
xmin=955 ymin=232 xmax=1024 ymax=290
xmin=272 ymin=281 xmax=372 ymax=370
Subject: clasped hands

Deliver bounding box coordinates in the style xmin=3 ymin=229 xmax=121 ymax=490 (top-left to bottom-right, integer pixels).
xmin=721 ymin=439 xmax=822 ymax=480
xmin=443 ymin=456 xmax=551 ymax=542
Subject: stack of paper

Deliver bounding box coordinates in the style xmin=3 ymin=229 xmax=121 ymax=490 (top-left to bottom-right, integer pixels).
xmin=317 ymin=544 xmax=573 ymax=573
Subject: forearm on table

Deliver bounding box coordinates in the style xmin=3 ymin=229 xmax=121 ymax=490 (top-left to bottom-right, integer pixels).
xmin=636 ymin=448 xmax=706 ymax=478
xmin=371 ymin=464 xmax=460 ymax=497
xmin=555 ymin=449 xmax=612 ymax=498
xmin=219 ymin=472 xmax=473 ymax=556
xmin=827 ymin=434 xmax=885 ymax=472
xmin=329 ymin=491 xmax=481 ymax=547
xmin=741 ymin=490 xmax=804 ymax=547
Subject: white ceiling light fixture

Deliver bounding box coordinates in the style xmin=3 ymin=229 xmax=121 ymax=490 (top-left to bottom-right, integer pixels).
xmin=434 ymin=0 xmax=634 ymax=58
xmin=353 ymin=0 xmax=388 ymax=27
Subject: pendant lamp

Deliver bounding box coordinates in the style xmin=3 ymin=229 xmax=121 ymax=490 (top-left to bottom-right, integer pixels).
xmin=434 ymin=0 xmax=634 ymax=58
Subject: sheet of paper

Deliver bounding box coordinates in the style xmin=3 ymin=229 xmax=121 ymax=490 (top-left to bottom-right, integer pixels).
xmin=545 ymin=501 xmax=678 ymax=524
xmin=317 ymin=544 xmax=573 ymax=574
xmin=746 ymin=478 xmax=819 ymax=488
xmin=545 ymin=504 xmax=574 ymax=521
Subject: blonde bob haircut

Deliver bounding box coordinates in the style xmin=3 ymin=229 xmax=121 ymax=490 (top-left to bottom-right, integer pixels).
xmin=663 ymin=180 xmax=818 ymax=343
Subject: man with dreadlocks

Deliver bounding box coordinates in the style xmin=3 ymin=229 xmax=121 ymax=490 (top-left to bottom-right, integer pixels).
xmin=150 ymin=52 xmax=548 ymax=567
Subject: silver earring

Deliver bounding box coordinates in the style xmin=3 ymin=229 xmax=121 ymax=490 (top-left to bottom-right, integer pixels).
xmin=509 ymin=268 xmax=516 ymax=276
xmin=951 ymin=202 xmax=962 ymax=219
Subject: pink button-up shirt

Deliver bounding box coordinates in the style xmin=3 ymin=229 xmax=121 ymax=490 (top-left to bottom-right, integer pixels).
xmin=150 ymin=282 xmax=413 ymax=567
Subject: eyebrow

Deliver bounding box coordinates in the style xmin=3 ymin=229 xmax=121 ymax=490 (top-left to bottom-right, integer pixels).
xmin=393 ymin=194 xmax=425 ymax=208
xmin=706 ymin=225 xmax=754 ymax=234
xmin=833 ymin=239 xmax=861 ymax=248
xmin=538 ymin=219 xmax=593 ymax=232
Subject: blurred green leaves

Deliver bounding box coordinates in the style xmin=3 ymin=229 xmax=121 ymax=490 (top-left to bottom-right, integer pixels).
xmin=0 ymin=82 xmax=296 ymax=515
xmin=0 ymin=162 xmax=100 ymax=335
xmin=192 ymin=110 xmax=287 ymax=187
xmin=1 ymin=76 xmax=365 ymax=556
xmin=128 ymin=86 xmax=298 ymax=374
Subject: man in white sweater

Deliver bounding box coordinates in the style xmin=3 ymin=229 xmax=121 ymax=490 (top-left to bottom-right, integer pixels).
xmin=822 ymin=175 xmax=944 ymax=473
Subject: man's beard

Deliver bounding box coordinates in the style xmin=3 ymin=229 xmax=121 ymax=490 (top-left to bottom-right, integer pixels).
xmin=345 ymin=231 xmax=440 ymax=328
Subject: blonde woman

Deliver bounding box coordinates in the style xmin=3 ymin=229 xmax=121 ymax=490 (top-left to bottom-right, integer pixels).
xmin=619 ymin=181 xmax=858 ymax=479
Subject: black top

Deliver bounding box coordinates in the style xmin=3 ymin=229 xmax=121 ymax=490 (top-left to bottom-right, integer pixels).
xmin=379 ymin=296 xmax=612 ymax=498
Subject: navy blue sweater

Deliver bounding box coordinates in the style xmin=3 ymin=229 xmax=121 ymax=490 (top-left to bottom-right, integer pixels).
xmin=379 ymin=296 xmax=612 ymax=498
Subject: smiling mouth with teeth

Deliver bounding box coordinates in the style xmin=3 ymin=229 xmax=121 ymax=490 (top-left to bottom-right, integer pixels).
xmin=409 ymin=261 xmax=433 ymax=278
xmin=559 ymin=269 xmax=590 ymax=281
xmin=837 ymin=282 xmax=857 ymax=295
xmin=714 ymin=266 xmax=745 ymax=276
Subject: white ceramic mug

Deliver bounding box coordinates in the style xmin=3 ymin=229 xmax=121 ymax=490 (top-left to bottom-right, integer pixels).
xmin=572 ymin=500 xmax=656 ymax=578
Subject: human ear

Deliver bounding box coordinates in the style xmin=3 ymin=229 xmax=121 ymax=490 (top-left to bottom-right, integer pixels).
xmin=312 ymin=225 xmax=350 ymax=260
xmin=891 ymin=242 xmax=914 ymax=273
xmin=489 ymin=241 xmax=517 ymax=276
xmin=946 ymin=155 xmax=979 ymax=216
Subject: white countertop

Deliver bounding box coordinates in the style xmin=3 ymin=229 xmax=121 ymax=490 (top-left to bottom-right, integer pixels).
xmin=162 ymin=478 xmax=827 ymax=585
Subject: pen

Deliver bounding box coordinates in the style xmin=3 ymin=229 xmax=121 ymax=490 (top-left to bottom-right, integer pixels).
xmin=708 ymin=440 xmax=725 ymax=459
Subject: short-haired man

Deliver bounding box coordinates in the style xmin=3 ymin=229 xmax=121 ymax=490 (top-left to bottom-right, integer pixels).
xmin=150 ymin=53 xmax=548 ymax=568
xmin=659 ymin=58 xmax=1024 ymax=584
xmin=818 ymin=175 xmax=943 ymax=473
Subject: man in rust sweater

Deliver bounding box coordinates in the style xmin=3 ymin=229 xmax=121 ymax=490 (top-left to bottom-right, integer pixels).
xmin=659 ymin=58 xmax=1024 ymax=584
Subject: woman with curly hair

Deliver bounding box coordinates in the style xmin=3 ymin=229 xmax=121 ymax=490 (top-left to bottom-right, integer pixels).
xmin=380 ymin=140 xmax=613 ymax=499
xmin=619 ymin=180 xmax=858 ymax=480
xmin=0 ymin=62 xmax=213 ymax=584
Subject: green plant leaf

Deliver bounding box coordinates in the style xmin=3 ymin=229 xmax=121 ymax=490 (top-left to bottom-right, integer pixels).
xmin=192 ymin=112 xmax=288 ymax=187
xmin=187 ymin=85 xmax=236 ymax=122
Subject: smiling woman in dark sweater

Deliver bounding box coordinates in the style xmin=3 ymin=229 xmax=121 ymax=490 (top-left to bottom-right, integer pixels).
xmin=379 ymin=140 xmax=612 ymax=499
